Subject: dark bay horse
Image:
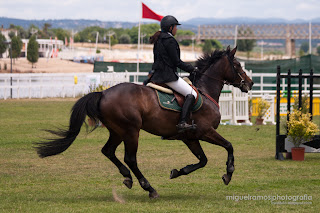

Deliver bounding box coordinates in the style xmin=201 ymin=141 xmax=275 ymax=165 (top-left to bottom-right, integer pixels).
xmin=35 ymin=46 xmax=253 ymax=199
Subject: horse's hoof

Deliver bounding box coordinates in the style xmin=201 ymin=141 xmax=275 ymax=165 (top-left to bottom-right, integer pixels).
xmin=149 ymin=190 xmax=159 ymax=199
xmin=123 ymin=177 xmax=133 ymax=189
xmin=170 ymin=169 xmax=179 ymax=179
xmin=222 ymin=174 xmax=231 ymax=185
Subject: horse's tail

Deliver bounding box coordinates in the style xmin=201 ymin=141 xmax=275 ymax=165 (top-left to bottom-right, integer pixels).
xmin=34 ymin=92 xmax=103 ymax=158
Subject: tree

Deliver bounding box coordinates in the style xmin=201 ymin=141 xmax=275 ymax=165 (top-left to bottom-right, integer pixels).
xmin=317 ymin=46 xmax=320 ymax=55
xmin=300 ymin=42 xmax=309 ymax=54
xmin=119 ymin=34 xmax=131 ymax=44
xmin=8 ymin=31 xmax=16 ymax=39
xmin=202 ymin=39 xmax=222 ymax=54
xmin=202 ymin=40 xmax=213 ymax=54
xmin=237 ymin=27 xmax=256 ymax=59
xmin=10 ymin=36 xmax=23 ymax=63
xmin=0 ymin=34 xmax=7 ymax=58
xmin=27 ymin=35 xmax=39 ymax=68
xmin=180 ymin=39 xmax=192 ymax=46
xmin=27 ymin=24 xmax=39 ymax=39
xmin=210 ymin=39 xmax=223 ymax=49
xmin=299 ymin=49 xmax=305 ymax=57
xmin=43 ymin=23 xmax=52 ymax=37
xmin=51 ymin=28 xmax=71 ymax=43
xmin=128 ymin=23 xmax=160 ymax=44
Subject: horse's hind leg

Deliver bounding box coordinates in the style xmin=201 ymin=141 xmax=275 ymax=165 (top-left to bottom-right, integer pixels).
xmin=170 ymin=140 xmax=207 ymax=179
xmin=202 ymin=128 xmax=235 ymax=185
xmin=101 ymin=130 xmax=133 ymax=189
xmin=123 ymin=131 xmax=159 ymax=199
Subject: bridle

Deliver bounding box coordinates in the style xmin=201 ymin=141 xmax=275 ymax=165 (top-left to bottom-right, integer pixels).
xmin=226 ymin=54 xmax=246 ymax=89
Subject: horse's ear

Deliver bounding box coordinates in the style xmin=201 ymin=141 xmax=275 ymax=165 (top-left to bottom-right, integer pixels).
xmin=230 ymin=46 xmax=237 ymax=59
xmin=226 ymin=45 xmax=230 ymax=51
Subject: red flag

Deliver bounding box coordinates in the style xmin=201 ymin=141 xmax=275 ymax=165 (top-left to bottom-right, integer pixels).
xmin=142 ymin=2 xmax=163 ymax=21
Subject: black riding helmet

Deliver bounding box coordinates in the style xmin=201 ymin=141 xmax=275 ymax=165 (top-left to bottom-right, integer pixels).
xmin=160 ymin=15 xmax=181 ymax=33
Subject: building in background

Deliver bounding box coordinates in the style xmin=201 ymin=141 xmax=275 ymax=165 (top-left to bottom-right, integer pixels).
xmin=1 ymin=27 xmax=64 ymax=58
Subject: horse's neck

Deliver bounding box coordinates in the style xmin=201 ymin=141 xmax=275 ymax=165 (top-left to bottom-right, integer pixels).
xmin=196 ymin=59 xmax=227 ymax=103
xmin=197 ymin=76 xmax=224 ymax=103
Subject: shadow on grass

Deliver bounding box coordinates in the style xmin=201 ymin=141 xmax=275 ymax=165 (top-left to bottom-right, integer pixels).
xmin=35 ymin=191 xmax=215 ymax=204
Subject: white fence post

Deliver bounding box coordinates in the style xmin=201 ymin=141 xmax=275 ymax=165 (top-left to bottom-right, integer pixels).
xmin=219 ymin=85 xmax=252 ymax=125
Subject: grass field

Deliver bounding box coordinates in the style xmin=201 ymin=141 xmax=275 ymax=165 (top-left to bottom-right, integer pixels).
xmin=0 ymin=99 xmax=319 ymax=212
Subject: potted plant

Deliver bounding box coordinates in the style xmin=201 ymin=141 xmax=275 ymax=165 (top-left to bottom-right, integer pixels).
xmin=287 ymin=109 xmax=319 ymax=161
xmin=256 ymin=98 xmax=270 ymax=125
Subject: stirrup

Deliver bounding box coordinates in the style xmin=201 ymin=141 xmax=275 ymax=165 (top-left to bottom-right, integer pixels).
xmin=176 ymin=120 xmax=197 ymax=133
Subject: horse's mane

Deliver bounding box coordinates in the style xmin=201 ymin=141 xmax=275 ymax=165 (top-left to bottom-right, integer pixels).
xmin=190 ymin=48 xmax=230 ymax=84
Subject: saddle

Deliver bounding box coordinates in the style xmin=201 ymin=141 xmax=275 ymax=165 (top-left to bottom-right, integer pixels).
xmin=147 ymin=77 xmax=203 ymax=112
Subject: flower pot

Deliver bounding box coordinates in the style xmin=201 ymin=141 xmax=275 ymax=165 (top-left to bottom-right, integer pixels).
xmin=291 ymin=147 xmax=305 ymax=161
xmin=255 ymin=118 xmax=264 ymax=125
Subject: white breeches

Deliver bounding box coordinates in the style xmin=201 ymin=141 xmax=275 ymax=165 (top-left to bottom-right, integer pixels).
xmin=166 ymin=77 xmax=197 ymax=99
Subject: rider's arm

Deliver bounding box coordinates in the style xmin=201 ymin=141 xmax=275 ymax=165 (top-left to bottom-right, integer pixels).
xmin=166 ymin=39 xmax=194 ymax=73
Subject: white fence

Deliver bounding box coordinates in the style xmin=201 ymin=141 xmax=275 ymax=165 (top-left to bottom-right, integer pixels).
xmin=0 ymin=73 xmax=93 ymax=99
xmin=100 ymin=71 xmax=129 ymax=87
xmin=219 ymin=85 xmax=251 ymax=125
xmin=0 ymin=72 xmax=137 ymax=100
xmin=251 ymin=73 xmax=320 ymax=97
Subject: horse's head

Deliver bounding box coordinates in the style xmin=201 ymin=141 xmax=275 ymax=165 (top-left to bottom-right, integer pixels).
xmin=223 ymin=46 xmax=254 ymax=93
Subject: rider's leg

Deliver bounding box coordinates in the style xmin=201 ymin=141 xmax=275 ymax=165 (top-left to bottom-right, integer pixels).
xmin=166 ymin=78 xmax=198 ymax=133
xmin=166 ymin=77 xmax=197 ymax=98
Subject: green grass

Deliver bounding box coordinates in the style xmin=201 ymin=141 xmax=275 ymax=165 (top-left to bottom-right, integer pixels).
xmin=0 ymin=99 xmax=319 ymax=212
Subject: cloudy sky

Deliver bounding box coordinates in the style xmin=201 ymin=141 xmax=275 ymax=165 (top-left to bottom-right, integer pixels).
xmin=1 ymin=0 xmax=320 ymax=22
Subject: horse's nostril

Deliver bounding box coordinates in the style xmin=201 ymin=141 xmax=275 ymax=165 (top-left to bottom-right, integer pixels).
xmin=251 ymin=82 xmax=254 ymax=86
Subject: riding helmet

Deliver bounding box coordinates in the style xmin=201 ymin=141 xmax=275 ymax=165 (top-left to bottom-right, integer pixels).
xmin=160 ymin=15 xmax=181 ymax=32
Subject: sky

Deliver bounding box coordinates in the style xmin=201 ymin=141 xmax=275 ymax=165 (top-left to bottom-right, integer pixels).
xmin=1 ymin=0 xmax=320 ymax=22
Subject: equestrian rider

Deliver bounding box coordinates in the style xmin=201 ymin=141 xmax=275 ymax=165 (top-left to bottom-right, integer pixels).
xmin=149 ymin=15 xmax=198 ymax=133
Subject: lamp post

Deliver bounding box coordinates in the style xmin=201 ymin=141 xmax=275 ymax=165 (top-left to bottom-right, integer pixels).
xmin=261 ymin=40 xmax=264 ymax=60
xmin=3 ymin=41 xmax=12 ymax=98
xmin=107 ymin=31 xmax=115 ymax=51
xmin=95 ymin=31 xmax=99 ymax=56
xmin=192 ymin=36 xmax=195 ymax=58
xmin=140 ymin=33 xmax=146 ymax=51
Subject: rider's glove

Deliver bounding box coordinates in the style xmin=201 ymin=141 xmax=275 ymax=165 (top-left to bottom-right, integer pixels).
xmin=191 ymin=67 xmax=199 ymax=74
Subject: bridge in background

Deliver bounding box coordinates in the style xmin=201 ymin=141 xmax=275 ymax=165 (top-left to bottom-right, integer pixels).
xmin=177 ymin=23 xmax=320 ymax=57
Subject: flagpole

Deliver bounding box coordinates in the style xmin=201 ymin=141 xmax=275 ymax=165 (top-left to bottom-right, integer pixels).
xmin=137 ymin=20 xmax=140 ymax=74
xmin=137 ymin=1 xmax=141 ymax=77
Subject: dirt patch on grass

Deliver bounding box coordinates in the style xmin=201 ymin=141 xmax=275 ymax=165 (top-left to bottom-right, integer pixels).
xmin=0 ymin=58 xmax=93 ymax=73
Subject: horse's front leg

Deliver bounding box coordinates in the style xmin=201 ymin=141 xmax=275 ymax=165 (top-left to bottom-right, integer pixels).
xmin=201 ymin=127 xmax=234 ymax=185
xmin=170 ymin=140 xmax=207 ymax=179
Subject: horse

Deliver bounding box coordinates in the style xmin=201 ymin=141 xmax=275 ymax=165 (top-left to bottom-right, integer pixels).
xmin=35 ymin=46 xmax=254 ymax=199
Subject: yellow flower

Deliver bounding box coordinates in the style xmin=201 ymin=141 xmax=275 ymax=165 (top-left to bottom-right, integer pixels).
xmin=287 ymin=109 xmax=319 ymax=147
xmin=257 ymin=99 xmax=271 ymax=118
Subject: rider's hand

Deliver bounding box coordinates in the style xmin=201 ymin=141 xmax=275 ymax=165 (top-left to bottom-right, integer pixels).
xmin=193 ymin=67 xmax=199 ymax=73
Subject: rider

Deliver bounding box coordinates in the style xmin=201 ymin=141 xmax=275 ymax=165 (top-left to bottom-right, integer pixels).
xmin=149 ymin=15 xmax=198 ymax=133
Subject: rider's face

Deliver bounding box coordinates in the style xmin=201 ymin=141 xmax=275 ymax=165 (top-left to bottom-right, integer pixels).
xmin=172 ymin=25 xmax=177 ymax=36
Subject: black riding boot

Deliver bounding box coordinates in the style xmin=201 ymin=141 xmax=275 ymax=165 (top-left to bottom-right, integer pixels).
xmin=176 ymin=94 xmax=197 ymax=133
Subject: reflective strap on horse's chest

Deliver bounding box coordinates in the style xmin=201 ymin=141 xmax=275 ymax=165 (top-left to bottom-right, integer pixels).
xmin=203 ymin=93 xmax=219 ymax=109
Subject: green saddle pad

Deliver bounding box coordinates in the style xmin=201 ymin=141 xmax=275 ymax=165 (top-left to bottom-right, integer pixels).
xmin=155 ymin=90 xmax=203 ymax=112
